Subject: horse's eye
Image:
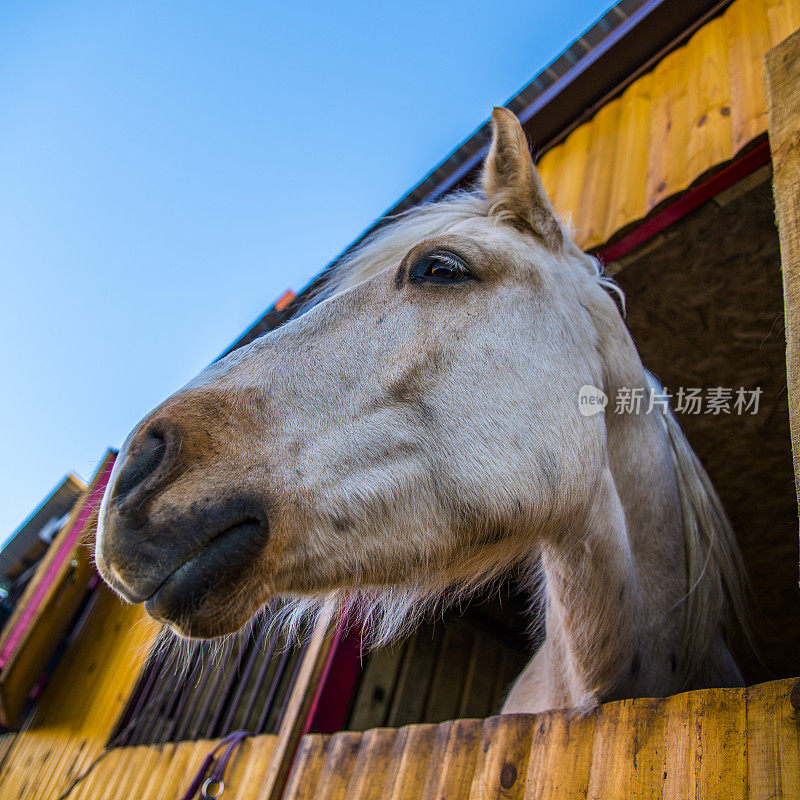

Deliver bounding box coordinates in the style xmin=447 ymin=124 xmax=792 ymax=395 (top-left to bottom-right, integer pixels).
xmin=411 ymin=252 xmax=472 ymax=283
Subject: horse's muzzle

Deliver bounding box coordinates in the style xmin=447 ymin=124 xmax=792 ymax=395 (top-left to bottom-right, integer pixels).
xmin=143 ymin=518 xmax=265 ymax=626
xmin=96 ymin=417 xmax=270 ymax=634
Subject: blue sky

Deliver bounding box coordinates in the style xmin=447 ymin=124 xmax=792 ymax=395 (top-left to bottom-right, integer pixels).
xmin=1 ymin=0 xmax=611 ymax=542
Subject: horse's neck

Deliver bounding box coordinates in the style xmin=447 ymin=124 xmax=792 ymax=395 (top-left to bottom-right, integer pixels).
xmin=507 ymin=402 xmax=691 ymax=712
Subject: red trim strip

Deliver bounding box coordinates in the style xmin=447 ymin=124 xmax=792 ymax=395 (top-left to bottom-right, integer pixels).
xmin=305 ymin=623 xmax=363 ymax=735
xmin=596 ymin=141 xmax=772 ymax=264
xmin=0 ymin=455 xmax=116 ymax=670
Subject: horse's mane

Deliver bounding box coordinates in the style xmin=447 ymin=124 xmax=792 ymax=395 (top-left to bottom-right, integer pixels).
xmin=309 ymin=189 xmax=623 ymax=310
xmin=647 ymin=372 xmax=753 ymax=682
xmin=316 ymin=192 xmax=492 ymax=301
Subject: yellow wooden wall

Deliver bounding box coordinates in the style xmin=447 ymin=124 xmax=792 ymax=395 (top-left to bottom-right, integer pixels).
xmin=282 ymin=679 xmax=800 ymax=800
xmin=0 ymin=587 xmax=158 ymax=799
xmin=537 ymin=0 xmax=800 ymax=251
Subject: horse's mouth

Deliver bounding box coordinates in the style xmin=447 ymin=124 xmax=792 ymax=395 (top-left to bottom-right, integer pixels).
xmin=143 ymin=517 xmax=265 ymax=634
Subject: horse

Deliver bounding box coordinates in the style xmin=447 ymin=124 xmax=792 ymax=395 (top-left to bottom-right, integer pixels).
xmin=96 ymin=108 xmax=749 ymax=713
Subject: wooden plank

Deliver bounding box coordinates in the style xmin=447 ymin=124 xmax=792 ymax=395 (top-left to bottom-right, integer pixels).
xmin=574 ymin=99 xmax=622 ymax=250
xmin=604 ymin=71 xmax=653 ymax=236
xmin=458 ymin=629 xmax=505 ymax=720
xmin=663 ymin=694 xmax=702 ymax=800
xmin=282 ymin=735 xmax=330 ymax=800
xmin=381 ymin=724 xmax=438 ymax=800
xmin=9 ymin=736 xmax=80 ymax=799
xmin=256 ymin=603 xmax=336 ymax=800
xmin=74 ymin=742 xmax=182 ymax=800
xmin=535 ymin=140 xmax=568 ymax=224
xmin=586 ymin=697 xmax=666 ymax=800
xmin=225 ymin=735 xmax=279 ymax=797
xmin=8 ymin=681 xmax=800 ymax=798
xmin=168 ymin=739 xmax=217 ymax=800
xmin=44 ymin=595 xmax=154 ymax=733
xmin=117 ymin=744 xmax=165 ymax=800
xmin=724 ymin=0 xmax=771 ymax=152
xmin=418 ymin=718 xmax=482 ymax=800
xmin=99 ymin=745 xmax=139 ymax=800
xmin=347 ymin=642 xmax=404 ymax=730
xmin=685 ymin=17 xmax=733 ymax=182
xmin=525 ymin=707 xmax=596 ymax=800
xmin=467 ymin=714 xmax=533 ymax=800
xmin=0 ymin=589 xmax=158 ymax=798
xmin=0 ymin=731 xmax=17 ymax=774
xmin=539 ymin=120 xmax=593 ymax=235
xmin=136 ymin=744 xmax=179 ymax=800
xmin=766 ymin=0 xmax=800 ymax=46
xmin=388 ymin=625 xmax=440 ymax=727
xmin=307 ymin=730 xmax=362 ymax=800
xmin=141 ymin=743 xmax=189 ymax=800
xmin=644 ymin=46 xmax=690 ymax=211
xmin=423 ymin=621 xmax=473 ymax=723
xmin=766 ymin=23 xmax=800 ymax=558
xmin=69 ymin=742 xmax=127 ymax=800
xmin=746 ymin=678 xmax=800 ymax=799
xmin=549 ymin=0 xmax=800 ymax=250
xmin=662 ymin=687 xmax=748 ymax=800
xmin=342 ymin=727 xmax=397 ymax=800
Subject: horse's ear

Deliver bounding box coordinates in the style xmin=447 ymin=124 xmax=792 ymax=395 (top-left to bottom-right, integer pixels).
xmin=481 ymin=107 xmax=564 ymax=250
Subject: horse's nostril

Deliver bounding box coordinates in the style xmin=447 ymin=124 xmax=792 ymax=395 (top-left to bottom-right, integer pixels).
xmin=113 ymin=428 xmax=169 ymax=506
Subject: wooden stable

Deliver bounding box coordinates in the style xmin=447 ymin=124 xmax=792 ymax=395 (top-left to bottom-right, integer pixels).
xmin=2 ymin=1 xmax=800 ymax=798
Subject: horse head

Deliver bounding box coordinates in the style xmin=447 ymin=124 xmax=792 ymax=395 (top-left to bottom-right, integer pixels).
xmin=97 ymin=110 xmax=746 ymax=709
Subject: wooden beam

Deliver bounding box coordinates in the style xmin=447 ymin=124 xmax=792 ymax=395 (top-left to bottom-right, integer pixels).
xmin=0 ymin=451 xmax=116 ymax=728
xmin=256 ymin=604 xmax=335 ymax=800
xmin=765 ymin=26 xmax=800 ymax=582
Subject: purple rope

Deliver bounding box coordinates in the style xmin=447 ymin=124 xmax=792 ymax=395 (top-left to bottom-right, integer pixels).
xmin=179 ymin=730 xmax=251 ymax=800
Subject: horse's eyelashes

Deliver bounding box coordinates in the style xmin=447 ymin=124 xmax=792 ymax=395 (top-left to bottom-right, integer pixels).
xmin=410 ymin=252 xmax=473 ymax=284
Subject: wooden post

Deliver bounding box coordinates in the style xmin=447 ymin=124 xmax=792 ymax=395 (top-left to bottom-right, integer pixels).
xmin=256 ymin=604 xmax=336 ymax=800
xmin=766 ymin=27 xmax=800 ymax=582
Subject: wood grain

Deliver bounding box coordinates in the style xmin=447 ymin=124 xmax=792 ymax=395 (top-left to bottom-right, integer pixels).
xmin=766 ymin=22 xmax=800 ymax=564
xmin=256 ymin=603 xmax=336 ymax=800
xmin=270 ymin=682 xmax=799 ymax=799
xmin=746 ymin=679 xmax=800 ymax=799
xmin=586 ymin=698 xmax=666 ymax=799
xmin=536 ymin=0 xmax=800 ymax=250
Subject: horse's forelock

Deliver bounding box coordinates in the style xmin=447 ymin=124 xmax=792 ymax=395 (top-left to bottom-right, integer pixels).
xmin=311 ymin=189 xmax=624 ymax=317
xmin=319 ymin=192 xmax=491 ymax=300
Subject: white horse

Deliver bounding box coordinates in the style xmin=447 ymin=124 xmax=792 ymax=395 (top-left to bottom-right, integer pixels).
xmin=96 ymin=108 xmax=748 ymax=713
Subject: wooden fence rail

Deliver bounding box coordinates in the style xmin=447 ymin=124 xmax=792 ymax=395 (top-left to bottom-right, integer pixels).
xmin=281 ymin=678 xmax=800 ymax=800
xmin=8 ymin=678 xmax=795 ymax=798
xmin=67 ymin=735 xmax=277 ymax=800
